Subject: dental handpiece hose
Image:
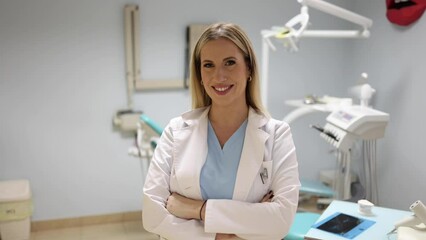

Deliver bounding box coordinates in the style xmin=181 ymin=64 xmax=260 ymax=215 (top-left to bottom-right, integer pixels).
xmin=310 ymin=124 xmax=338 ymax=141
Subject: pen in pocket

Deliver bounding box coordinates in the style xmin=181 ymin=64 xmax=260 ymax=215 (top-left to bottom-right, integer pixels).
xmin=260 ymin=167 xmax=268 ymax=184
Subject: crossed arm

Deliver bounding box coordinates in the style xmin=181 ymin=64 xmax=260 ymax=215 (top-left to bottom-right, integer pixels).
xmin=166 ymin=191 xmax=275 ymax=240
xmin=143 ymin=119 xmax=300 ymax=239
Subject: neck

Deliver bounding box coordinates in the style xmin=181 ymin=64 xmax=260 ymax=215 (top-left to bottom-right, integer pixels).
xmin=209 ymin=104 xmax=249 ymax=127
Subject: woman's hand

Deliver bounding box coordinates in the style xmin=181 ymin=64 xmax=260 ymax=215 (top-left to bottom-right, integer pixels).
xmin=166 ymin=190 xmax=273 ymax=238
xmin=166 ymin=192 xmax=204 ymax=220
xmin=260 ymin=190 xmax=274 ymax=203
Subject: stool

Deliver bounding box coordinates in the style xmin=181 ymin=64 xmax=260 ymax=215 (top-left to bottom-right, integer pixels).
xmin=284 ymin=212 xmax=321 ymax=240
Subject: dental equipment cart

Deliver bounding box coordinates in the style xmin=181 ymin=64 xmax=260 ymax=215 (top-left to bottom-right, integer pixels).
xmin=304 ymin=200 xmax=411 ymax=240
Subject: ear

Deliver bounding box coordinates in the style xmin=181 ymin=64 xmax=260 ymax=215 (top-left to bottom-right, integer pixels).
xmin=246 ymin=67 xmax=252 ymax=78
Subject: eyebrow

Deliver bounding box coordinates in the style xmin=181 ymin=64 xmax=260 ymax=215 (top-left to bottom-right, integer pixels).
xmin=201 ymin=56 xmax=237 ymax=63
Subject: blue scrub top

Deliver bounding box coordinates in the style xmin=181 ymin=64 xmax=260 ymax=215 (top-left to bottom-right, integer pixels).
xmin=200 ymin=119 xmax=248 ymax=200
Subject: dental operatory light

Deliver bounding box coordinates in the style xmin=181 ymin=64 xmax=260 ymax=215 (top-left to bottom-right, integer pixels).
xmin=262 ymin=0 xmax=373 ymax=52
xmin=261 ymin=0 xmax=373 ymax=107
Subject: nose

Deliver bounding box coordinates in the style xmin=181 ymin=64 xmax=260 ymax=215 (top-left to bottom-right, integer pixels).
xmin=214 ymin=66 xmax=227 ymax=82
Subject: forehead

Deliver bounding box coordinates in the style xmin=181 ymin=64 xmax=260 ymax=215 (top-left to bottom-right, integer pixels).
xmin=200 ymin=38 xmax=244 ymax=61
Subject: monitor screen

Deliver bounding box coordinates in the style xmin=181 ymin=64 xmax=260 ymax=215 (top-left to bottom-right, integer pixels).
xmin=312 ymin=212 xmax=375 ymax=239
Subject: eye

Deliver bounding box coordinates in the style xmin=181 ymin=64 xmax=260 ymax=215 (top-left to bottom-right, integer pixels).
xmin=225 ymin=60 xmax=236 ymax=66
xmin=203 ymin=62 xmax=214 ymax=68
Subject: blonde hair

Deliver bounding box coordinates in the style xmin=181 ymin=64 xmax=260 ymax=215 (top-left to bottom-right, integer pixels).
xmin=189 ymin=22 xmax=268 ymax=116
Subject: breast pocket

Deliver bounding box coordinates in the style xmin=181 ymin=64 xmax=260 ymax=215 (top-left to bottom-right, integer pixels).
xmin=248 ymin=160 xmax=273 ymax=202
xmin=260 ymin=160 xmax=272 ymax=186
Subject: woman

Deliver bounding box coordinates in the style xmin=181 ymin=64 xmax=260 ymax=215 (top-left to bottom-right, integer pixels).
xmin=143 ymin=23 xmax=300 ymax=240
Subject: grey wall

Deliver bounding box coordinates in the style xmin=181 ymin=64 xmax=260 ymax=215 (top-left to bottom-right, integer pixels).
xmin=0 ymin=0 xmax=424 ymax=221
xmin=349 ymin=1 xmax=426 ymax=210
xmin=0 ymin=0 xmax=143 ymax=220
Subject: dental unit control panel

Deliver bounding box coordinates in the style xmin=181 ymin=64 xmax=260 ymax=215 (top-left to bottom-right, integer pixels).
xmin=317 ymin=105 xmax=389 ymax=152
xmin=310 ymin=105 xmax=390 ymax=200
xmin=327 ymin=106 xmax=389 ymax=139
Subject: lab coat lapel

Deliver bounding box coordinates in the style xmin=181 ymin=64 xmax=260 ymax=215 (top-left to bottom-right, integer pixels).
xmin=233 ymin=109 xmax=269 ymax=201
xmin=173 ymin=107 xmax=209 ymax=200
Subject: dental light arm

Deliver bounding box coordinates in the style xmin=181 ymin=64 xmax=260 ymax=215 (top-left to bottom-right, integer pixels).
xmin=299 ymin=0 xmax=372 ymax=30
xmin=261 ymin=0 xmax=373 ymax=107
xmin=285 ymin=5 xmax=309 ymax=38
xmin=262 ymin=0 xmax=373 ymax=51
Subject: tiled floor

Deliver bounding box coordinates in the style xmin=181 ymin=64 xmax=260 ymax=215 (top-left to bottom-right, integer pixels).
xmin=30 ymin=221 xmax=158 ymax=240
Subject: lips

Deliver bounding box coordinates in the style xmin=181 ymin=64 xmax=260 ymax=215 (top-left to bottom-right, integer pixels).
xmin=386 ymin=0 xmax=426 ymax=26
xmin=213 ymin=85 xmax=233 ymax=94
xmin=214 ymin=86 xmax=230 ymax=92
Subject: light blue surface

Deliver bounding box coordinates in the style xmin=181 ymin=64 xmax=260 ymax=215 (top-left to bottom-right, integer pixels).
xmin=300 ymin=179 xmax=335 ymax=198
xmin=200 ymin=120 xmax=247 ymax=200
xmin=285 ymin=212 xmax=321 ymax=240
xmin=305 ymin=200 xmax=412 ymax=240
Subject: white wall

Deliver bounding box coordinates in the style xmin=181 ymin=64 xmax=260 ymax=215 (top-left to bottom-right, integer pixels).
xmin=0 ymin=0 xmax=342 ymax=221
xmin=1 ymin=0 xmax=423 ymax=221
xmin=349 ymin=0 xmax=426 ymax=210
xmin=0 ymin=0 xmax=143 ymax=220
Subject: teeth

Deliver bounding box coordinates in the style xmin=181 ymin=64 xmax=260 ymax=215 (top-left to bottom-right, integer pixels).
xmin=215 ymin=86 xmax=229 ymax=92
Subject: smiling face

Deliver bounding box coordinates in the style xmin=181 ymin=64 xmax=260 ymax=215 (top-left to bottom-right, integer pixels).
xmin=200 ymin=38 xmax=250 ymax=110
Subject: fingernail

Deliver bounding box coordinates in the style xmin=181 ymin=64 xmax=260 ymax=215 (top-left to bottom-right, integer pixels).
xmin=268 ymin=190 xmax=273 ymax=194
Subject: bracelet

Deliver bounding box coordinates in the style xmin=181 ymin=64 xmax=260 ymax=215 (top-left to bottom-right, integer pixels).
xmin=200 ymin=200 xmax=207 ymax=221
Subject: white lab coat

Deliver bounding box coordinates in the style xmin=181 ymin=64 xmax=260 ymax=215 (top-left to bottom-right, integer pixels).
xmin=143 ymin=106 xmax=300 ymax=240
